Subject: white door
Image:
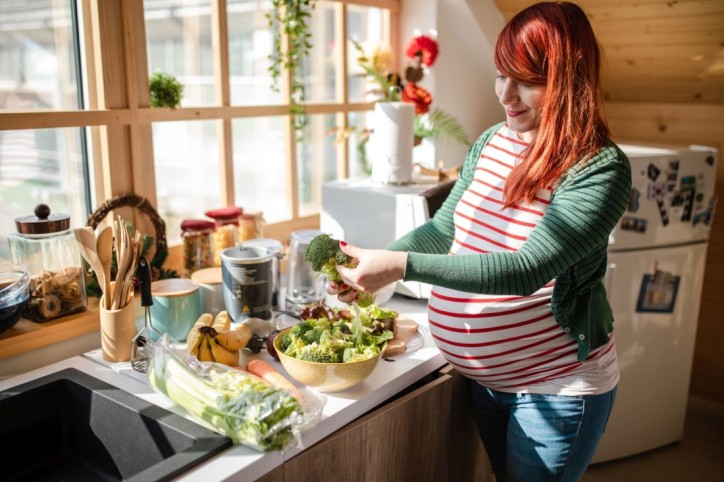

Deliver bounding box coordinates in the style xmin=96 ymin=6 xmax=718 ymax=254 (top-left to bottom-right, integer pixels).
xmin=592 ymin=242 xmax=707 ymax=463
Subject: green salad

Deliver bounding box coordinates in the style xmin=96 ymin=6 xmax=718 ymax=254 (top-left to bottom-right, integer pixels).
xmin=280 ymin=303 xmax=395 ymax=363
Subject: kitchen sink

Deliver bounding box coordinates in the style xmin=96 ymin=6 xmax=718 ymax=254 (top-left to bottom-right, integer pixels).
xmin=0 ymin=368 xmax=232 ymax=481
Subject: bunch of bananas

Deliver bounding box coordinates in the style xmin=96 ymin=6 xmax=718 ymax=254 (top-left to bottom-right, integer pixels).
xmin=186 ymin=311 xmax=251 ymax=366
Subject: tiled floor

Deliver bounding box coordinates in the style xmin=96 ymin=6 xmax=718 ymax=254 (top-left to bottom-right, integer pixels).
xmin=582 ymin=397 xmax=724 ymax=481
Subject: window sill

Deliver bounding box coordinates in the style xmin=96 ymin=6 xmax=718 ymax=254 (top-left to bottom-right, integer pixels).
xmin=0 ymin=299 xmax=100 ymax=361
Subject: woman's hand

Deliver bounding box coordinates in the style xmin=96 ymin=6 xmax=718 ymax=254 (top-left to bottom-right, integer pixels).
xmin=327 ymin=241 xmax=407 ymax=303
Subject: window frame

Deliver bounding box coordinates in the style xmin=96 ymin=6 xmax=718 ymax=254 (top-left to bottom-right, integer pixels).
xmin=0 ymin=0 xmax=401 ymax=253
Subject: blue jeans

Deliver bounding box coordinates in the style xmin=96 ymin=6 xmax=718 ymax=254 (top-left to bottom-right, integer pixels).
xmin=471 ymin=383 xmax=617 ymax=482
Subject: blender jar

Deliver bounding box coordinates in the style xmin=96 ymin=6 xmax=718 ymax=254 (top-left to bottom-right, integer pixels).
xmin=285 ymin=229 xmax=325 ymax=312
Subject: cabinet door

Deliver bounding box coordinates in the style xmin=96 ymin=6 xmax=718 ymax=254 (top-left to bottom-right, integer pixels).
xmin=256 ymin=465 xmax=284 ymax=482
xmin=442 ymin=365 xmax=495 ymax=482
xmin=284 ymin=374 xmax=453 ymax=482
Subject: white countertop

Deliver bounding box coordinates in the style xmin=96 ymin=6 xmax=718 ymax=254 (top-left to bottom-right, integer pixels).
xmin=0 ymin=296 xmax=445 ymax=481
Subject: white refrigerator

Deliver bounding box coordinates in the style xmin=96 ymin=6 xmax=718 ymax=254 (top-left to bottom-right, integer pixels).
xmin=592 ymin=143 xmax=718 ymax=463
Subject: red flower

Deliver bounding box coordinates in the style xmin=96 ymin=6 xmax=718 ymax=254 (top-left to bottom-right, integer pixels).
xmin=402 ymin=82 xmax=433 ymax=115
xmin=405 ymin=35 xmax=439 ymax=67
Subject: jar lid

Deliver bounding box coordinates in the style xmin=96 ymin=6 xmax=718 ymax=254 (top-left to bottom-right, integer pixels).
xmin=240 ymin=210 xmax=263 ymax=219
xmin=190 ymin=267 xmax=222 ymax=285
xmin=181 ymin=219 xmax=216 ymax=232
xmin=205 ymin=206 xmax=243 ymax=220
xmin=15 ymin=204 xmax=70 ymax=235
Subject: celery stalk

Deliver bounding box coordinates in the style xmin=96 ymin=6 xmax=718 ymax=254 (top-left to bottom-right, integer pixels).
xmin=149 ymin=355 xmax=233 ymax=437
xmin=148 ymin=349 xmax=304 ymax=451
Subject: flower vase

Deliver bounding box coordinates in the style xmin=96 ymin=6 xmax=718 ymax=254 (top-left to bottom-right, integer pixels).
xmin=370 ymin=102 xmax=415 ymax=185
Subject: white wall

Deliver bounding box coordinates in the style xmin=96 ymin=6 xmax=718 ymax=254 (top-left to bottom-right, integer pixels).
xmin=402 ymin=0 xmax=505 ymax=169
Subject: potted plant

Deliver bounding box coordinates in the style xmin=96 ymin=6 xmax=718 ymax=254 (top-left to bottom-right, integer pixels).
xmin=148 ymin=71 xmax=184 ymax=109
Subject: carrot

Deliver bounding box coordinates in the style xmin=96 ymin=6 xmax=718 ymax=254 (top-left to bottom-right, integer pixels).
xmin=247 ymin=359 xmax=301 ymax=398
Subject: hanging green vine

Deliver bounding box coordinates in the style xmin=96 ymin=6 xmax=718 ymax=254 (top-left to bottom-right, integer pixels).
xmin=266 ymin=1 xmax=316 ymax=134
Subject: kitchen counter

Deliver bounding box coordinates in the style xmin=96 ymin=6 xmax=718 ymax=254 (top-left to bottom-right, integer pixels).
xmin=0 ymin=295 xmax=446 ymax=481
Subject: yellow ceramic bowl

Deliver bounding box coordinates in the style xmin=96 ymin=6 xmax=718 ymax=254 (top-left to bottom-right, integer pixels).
xmin=273 ymin=327 xmax=386 ymax=393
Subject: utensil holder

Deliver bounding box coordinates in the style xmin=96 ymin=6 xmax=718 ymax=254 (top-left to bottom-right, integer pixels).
xmin=99 ymin=294 xmax=136 ymax=362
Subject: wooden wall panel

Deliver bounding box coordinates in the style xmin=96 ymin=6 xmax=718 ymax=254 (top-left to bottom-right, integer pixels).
xmin=607 ymin=101 xmax=724 ymax=403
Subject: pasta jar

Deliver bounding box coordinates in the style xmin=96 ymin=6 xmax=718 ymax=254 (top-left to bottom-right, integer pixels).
xmin=8 ymin=203 xmax=87 ymax=322
xmin=205 ymin=206 xmax=242 ymax=266
xmin=238 ymin=211 xmax=265 ymax=244
xmin=181 ymin=219 xmax=215 ymax=277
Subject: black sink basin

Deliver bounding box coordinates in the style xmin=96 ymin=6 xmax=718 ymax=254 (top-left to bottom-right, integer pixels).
xmin=0 ymin=368 xmax=232 ymax=481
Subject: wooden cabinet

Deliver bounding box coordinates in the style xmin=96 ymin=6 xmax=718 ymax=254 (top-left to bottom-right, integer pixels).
xmin=257 ymin=366 xmax=494 ymax=482
xmin=284 ymin=373 xmax=453 ymax=481
xmin=443 ymin=365 xmax=495 ymax=482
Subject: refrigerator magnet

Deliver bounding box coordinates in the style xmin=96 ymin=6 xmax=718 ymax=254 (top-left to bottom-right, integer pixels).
xmin=635 ymin=270 xmax=681 ymax=314
xmin=621 ymin=216 xmax=647 ymax=233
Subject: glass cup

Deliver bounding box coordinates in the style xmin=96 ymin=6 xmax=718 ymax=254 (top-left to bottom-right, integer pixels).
xmin=285 ymin=229 xmax=325 ymax=313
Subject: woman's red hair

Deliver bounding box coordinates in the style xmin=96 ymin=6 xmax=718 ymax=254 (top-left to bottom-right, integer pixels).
xmin=494 ymin=2 xmax=610 ymax=207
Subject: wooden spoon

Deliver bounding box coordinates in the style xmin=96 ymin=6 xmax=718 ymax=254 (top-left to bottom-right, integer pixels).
xmin=112 ymin=222 xmax=131 ymax=310
xmin=120 ymin=231 xmax=141 ymax=308
xmin=74 ymin=227 xmax=105 ymax=297
xmin=96 ymin=226 xmax=114 ymax=310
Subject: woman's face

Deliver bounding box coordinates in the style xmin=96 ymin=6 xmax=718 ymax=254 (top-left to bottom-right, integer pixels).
xmin=495 ymin=71 xmax=545 ymax=142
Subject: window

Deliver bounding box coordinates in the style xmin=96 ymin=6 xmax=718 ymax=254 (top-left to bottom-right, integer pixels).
xmin=0 ymin=0 xmax=90 ymax=260
xmin=0 ymin=0 xmax=400 ymax=261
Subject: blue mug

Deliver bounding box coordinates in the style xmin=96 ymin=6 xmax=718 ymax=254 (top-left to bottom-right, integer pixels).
xmin=149 ymin=278 xmax=201 ymax=341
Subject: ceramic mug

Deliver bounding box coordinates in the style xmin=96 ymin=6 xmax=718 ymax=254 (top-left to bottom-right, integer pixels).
xmin=190 ymin=267 xmax=224 ymax=317
xmin=149 ymin=278 xmax=201 ymax=341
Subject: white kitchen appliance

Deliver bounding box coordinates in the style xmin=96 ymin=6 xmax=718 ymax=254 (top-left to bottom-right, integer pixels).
xmin=592 ymin=143 xmax=717 ymax=463
xmin=321 ymin=178 xmax=456 ymax=298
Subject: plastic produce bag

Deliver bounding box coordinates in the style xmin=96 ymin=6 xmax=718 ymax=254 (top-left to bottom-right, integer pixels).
xmin=148 ymin=334 xmax=324 ymax=452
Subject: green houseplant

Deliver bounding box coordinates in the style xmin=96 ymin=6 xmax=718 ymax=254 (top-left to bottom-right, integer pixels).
xmin=266 ymin=1 xmax=317 ymax=133
xmin=149 ymin=71 xmax=184 ymax=108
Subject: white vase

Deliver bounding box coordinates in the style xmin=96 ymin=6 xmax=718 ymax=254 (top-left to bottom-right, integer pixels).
xmin=369 ymin=102 xmax=415 ymax=184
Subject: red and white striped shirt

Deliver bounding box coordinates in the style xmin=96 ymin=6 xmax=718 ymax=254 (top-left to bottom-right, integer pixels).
xmin=428 ymin=125 xmax=618 ymax=395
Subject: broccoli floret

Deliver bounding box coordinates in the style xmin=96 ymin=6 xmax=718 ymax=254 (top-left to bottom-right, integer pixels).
xmin=290 ymin=320 xmax=313 ymax=337
xmin=299 ymin=344 xmax=341 ymax=363
xmin=304 ymin=234 xmax=354 ymax=283
xmin=319 ymin=330 xmax=352 ymax=352
xmin=303 ymin=327 xmax=325 ymax=344
xmin=332 ymin=322 xmax=352 ymax=336
xmin=280 ymin=333 xmax=292 ymax=352
xmin=283 ymin=335 xmax=308 ymax=358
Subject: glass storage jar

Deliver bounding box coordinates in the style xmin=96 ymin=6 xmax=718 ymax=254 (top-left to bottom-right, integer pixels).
xmin=181 ymin=219 xmax=215 ymax=277
xmin=8 ymin=203 xmax=87 ymax=322
xmin=205 ymin=206 xmax=242 ymax=266
xmin=238 ymin=211 xmax=265 ymax=244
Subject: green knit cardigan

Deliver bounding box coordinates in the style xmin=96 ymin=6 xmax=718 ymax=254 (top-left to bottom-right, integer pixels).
xmin=389 ymin=123 xmax=632 ymax=361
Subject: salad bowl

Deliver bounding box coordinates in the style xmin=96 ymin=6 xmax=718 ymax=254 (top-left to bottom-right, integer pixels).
xmin=273 ymin=327 xmax=387 ymax=393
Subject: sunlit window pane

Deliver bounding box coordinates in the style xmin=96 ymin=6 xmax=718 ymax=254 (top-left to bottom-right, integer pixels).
xmin=152 ymin=121 xmax=221 ymax=245
xmin=347 ymin=5 xmax=389 ymax=102
xmin=348 ymin=110 xmax=372 ymax=179
xmin=232 ymin=116 xmax=289 ymax=223
xmin=227 ymin=0 xmax=281 ymax=105
xmin=0 ymin=0 xmax=82 ymax=110
xmin=303 ymin=1 xmax=338 ymax=104
xmin=0 ymin=128 xmax=89 ymax=260
xmin=298 ymin=114 xmax=338 ymax=217
xmin=144 ymin=0 xmax=214 ymax=107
